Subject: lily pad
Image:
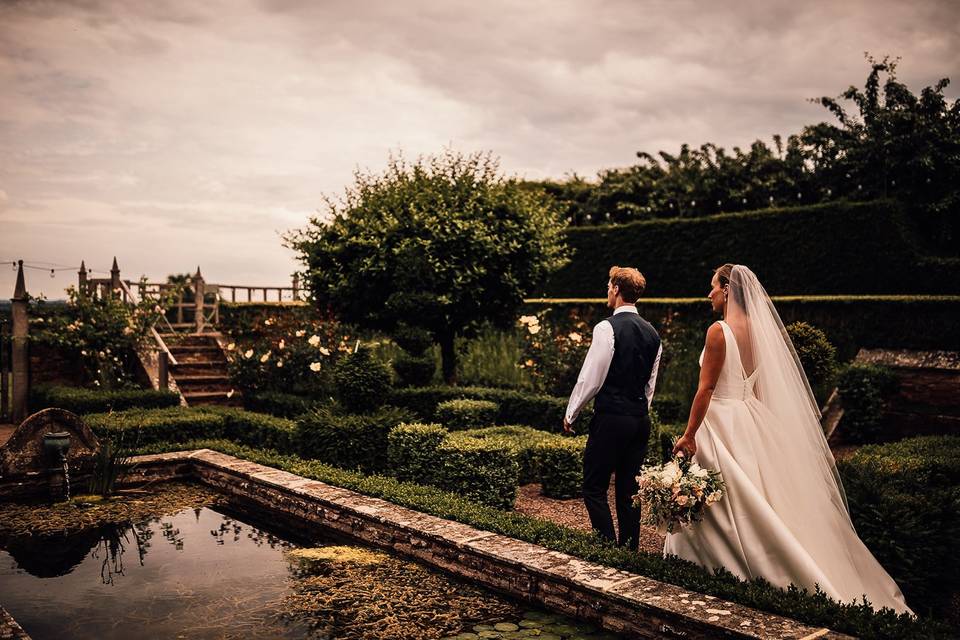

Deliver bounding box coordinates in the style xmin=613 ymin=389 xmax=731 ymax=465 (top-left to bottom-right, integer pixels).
xmin=495 ymin=623 xmax=520 ymax=632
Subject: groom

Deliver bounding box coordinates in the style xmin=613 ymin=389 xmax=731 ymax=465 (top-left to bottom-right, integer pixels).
xmin=563 ymin=266 xmax=662 ymax=550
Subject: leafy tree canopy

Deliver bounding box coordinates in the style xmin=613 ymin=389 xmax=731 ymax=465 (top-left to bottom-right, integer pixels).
xmin=286 ymin=149 xmax=569 ymax=382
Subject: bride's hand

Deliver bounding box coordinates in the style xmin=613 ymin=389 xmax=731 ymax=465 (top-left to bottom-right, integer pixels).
xmin=673 ymin=434 xmax=697 ymax=458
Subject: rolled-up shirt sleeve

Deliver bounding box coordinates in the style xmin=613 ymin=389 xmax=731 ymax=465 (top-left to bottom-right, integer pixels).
xmin=645 ymin=343 xmax=663 ymax=410
xmin=565 ymin=320 xmax=615 ymax=423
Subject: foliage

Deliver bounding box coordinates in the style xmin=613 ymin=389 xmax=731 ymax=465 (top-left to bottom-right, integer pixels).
xmin=286 ymin=149 xmax=570 ymax=382
xmin=83 ymin=406 xmax=298 ymax=452
xmin=333 ymin=345 xmax=394 ymax=413
xmin=651 ymin=395 xmax=683 ymax=424
xmin=29 ymin=384 xmax=180 ymax=415
xmin=838 ymin=436 xmax=960 ymax=622
xmin=438 ymin=432 xmax=520 ymax=510
xmin=435 ymin=398 xmax=499 ymax=430
xmin=837 ymin=364 xmax=900 ymax=444
xmin=455 ymin=324 xmax=533 ymax=389
xmin=785 ymin=321 xmax=838 ymax=401
xmin=86 ymin=434 xmax=133 ymax=497
xmin=527 ymin=58 xmax=960 ymax=251
xmin=390 ymin=385 xmax=591 ymax=434
xmin=454 ymin=425 xmax=554 ymax=484
xmin=516 ymin=310 xmax=591 ymax=396
xmin=225 ymin=310 xmax=352 ymax=398
xmin=296 ymin=405 xmax=414 ymax=473
xmin=28 ymin=283 xmax=177 ymax=388
xmin=243 ymin=390 xmax=321 ymax=418
xmin=392 ymin=352 xmax=437 ymax=387
xmin=137 ymin=438 xmax=950 ymax=639
xmin=532 ymin=436 xmax=587 ymax=499
xmin=541 ymin=200 xmax=960 ymax=298
xmin=387 ymin=423 xmax=448 ymax=485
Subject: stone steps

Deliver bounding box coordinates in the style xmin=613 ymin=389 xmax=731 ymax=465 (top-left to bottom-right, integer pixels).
xmin=161 ymin=333 xmax=238 ymax=407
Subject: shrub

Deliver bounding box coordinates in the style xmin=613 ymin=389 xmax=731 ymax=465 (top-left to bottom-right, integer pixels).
xmin=244 ymin=391 xmax=322 ymax=418
xmin=333 ymin=346 xmax=393 ymax=413
xmin=392 ymin=324 xmax=434 ymax=355
xmin=84 ymin=407 xmax=228 ymax=446
xmin=438 ymin=433 xmax=520 ymax=510
xmin=651 ymin=395 xmax=683 ymax=424
xmin=393 ymin=352 xmax=437 ymax=387
xmin=517 ymin=311 xmax=592 ymax=396
xmin=29 ymin=385 xmax=181 ymax=415
xmin=458 ymin=425 xmax=554 ymax=484
xmin=387 ymin=423 xmax=447 ymax=484
xmin=837 ymin=363 xmax=900 ymax=443
xmin=214 ymin=408 xmax=298 ymax=452
xmin=533 ymin=436 xmax=587 ymax=499
xmin=838 ymin=436 xmax=960 ymax=621
xmin=296 ymin=405 xmax=413 ymax=473
xmin=436 ymin=399 xmax=499 ymax=430
xmin=136 ymin=439 xmax=950 ymax=639
xmin=658 ymin=422 xmax=687 ymax=464
xmin=785 ymin=321 xmax=838 ymax=398
xmin=390 ymin=385 xmax=591 ymax=434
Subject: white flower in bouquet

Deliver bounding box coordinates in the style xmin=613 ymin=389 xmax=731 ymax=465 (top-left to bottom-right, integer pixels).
xmin=633 ymin=453 xmax=726 ymax=534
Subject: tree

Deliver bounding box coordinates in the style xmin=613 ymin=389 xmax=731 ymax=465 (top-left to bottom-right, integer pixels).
xmin=286 ymin=150 xmax=569 ymax=383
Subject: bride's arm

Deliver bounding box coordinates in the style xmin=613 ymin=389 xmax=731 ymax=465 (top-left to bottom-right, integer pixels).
xmin=673 ymin=322 xmax=725 ymax=457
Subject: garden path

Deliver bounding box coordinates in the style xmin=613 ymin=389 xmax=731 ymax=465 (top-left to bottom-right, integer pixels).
xmin=514 ymin=481 xmax=665 ymax=555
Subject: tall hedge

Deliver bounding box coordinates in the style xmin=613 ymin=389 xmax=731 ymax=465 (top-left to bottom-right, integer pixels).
xmin=540 ymin=200 xmax=960 ymax=297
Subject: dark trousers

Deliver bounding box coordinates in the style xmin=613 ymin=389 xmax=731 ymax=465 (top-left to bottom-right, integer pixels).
xmin=582 ymin=412 xmax=651 ymax=550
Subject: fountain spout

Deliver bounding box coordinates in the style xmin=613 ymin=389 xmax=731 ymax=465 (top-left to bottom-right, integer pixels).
xmin=43 ymin=432 xmax=71 ymax=502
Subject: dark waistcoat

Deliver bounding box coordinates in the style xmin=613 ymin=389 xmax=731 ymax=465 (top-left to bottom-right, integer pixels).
xmin=594 ymin=311 xmax=661 ymax=416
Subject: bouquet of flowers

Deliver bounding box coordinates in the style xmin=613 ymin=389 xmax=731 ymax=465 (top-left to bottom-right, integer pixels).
xmin=633 ymin=453 xmax=725 ymax=534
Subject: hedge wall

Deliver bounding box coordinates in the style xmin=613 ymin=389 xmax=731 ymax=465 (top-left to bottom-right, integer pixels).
xmin=540 ymin=200 xmax=960 ymax=297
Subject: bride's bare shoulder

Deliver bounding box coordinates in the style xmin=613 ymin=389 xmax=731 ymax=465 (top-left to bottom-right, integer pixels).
xmin=704 ymin=322 xmax=725 ymax=349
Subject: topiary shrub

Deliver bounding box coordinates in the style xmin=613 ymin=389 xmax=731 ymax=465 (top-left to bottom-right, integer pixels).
xmin=296 ymin=404 xmax=413 ymax=473
xmin=393 ymin=352 xmax=437 ymax=387
xmin=786 ymin=321 xmax=839 ymax=399
xmin=837 ymin=363 xmax=900 ymax=444
xmin=838 ymin=436 xmax=960 ymax=621
xmin=333 ymin=345 xmax=393 ymax=413
xmin=435 ymin=398 xmax=499 ymax=430
xmin=533 ymin=436 xmax=587 ymax=499
xmin=387 ymin=422 xmax=448 ymax=485
xmin=457 ymin=425 xmax=553 ymax=484
xmin=437 ymin=433 xmax=519 ymax=510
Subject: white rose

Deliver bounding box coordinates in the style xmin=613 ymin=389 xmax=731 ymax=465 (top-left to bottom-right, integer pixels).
xmin=226 ymin=343 xmax=235 ymax=351
xmin=278 ymin=339 xmax=285 ymax=350
xmin=295 ymin=330 xmax=306 ymax=337
xmin=308 ymin=335 xmax=321 ymax=346
xmin=319 ymin=347 xmax=331 ymax=356
xmin=243 ymin=349 xmax=254 ymax=359
xmin=260 ymin=351 xmax=271 ymax=363
xmin=527 ymin=324 xmax=541 ymax=335
xmin=309 ymin=362 xmax=322 ymax=372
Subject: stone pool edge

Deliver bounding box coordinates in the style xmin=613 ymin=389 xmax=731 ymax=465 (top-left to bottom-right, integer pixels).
xmin=2 ymin=449 xmax=851 ymax=640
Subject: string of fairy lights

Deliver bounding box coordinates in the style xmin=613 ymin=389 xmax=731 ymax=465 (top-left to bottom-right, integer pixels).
xmin=1 ymin=260 xmax=118 ymax=278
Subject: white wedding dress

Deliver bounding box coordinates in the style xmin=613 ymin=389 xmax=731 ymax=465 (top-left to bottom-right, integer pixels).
xmin=663 ymin=268 xmax=912 ymax=616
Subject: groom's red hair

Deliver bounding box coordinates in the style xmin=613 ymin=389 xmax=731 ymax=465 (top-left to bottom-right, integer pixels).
xmin=608 ymin=266 xmax=646 ymax=303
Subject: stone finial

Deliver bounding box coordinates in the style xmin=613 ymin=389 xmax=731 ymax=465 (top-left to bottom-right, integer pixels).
xmin=12 ymin=260 xmax=26 ymax=300
xmin=78 ymin=260 xmax=87 ymax=276
xmin=111 ymin=256 xmax=120 ymax=273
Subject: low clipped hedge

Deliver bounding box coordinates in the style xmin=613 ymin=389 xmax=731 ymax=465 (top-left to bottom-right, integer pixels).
xmin=296 ymin=405 xmax=415 ymax=473
xmin=438 ymin=432 xmax=519 ymax=510
xmin=390 ymin=385 xmax=592 ymax=433
xmin=435 ymin=399 xmax=499 ymax=430
xmin=456 ymin=425 xmax=556 ymax=484
xmin=83 ymin=406 xmax=297 ymax=450
xmin=387 ymin=423 xmax=447 ymax=485
xmin=838 ymin=436 xmax=960 ymax=622
xmin=533 ymin=437 xmax=587 ymax=499
xmin=651 ymin=395 xmax=682 ymax=424
xmin=30 ymin=384 xmax=181 ymax=415
xmin=132 ymin=438 xmax=950 ymax=640
xmin=837 ymin=363 xmax=900 ymax=444
xmin=244 ymin=391 xmax=322 ymax=418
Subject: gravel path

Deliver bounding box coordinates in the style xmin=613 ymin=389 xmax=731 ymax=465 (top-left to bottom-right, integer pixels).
xmin=513 ymin=481 xmax=666 ymax=556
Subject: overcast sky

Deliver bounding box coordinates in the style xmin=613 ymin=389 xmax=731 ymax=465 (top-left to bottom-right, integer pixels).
xmin=2 ymin=0 xmax=958 ymax=298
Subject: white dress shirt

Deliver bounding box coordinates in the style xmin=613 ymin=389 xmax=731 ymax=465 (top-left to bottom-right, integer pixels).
xmin=565 ymin=305 xmax=662 ymax=423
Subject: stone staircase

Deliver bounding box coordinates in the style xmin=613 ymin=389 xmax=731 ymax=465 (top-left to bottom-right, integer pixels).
xmin=160 ymin=333 xmax=241 ymax=407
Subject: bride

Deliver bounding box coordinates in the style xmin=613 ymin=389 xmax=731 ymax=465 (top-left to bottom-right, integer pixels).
xmin=664 ymin=264 xmax=912 ymax=615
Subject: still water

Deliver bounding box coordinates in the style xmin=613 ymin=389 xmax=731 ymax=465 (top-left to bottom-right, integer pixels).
xmin=0 ymin=504 xmax=623 ymax=639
